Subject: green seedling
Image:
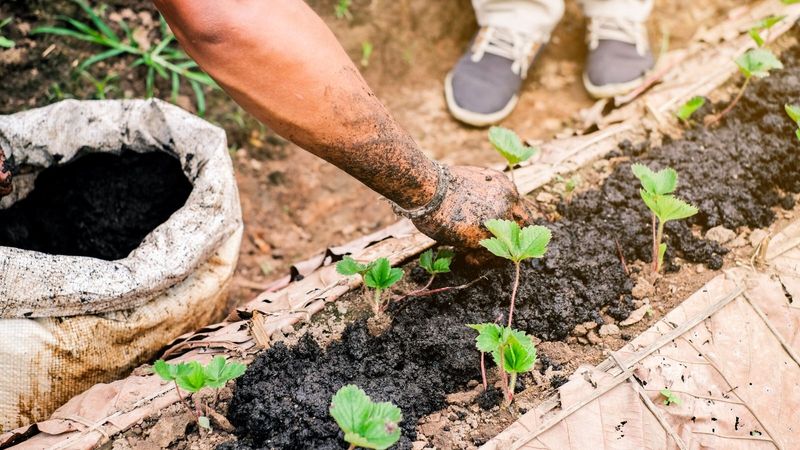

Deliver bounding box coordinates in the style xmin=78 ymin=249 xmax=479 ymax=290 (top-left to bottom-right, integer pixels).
xmin=632 ymin=164 xmax=698 ymax=272
xmin=0 ymin=17 xmax=14 ymax=48
xmin=468 ymin=323 xmax=537 ymax=403
xmin=488 ymin=126 xmax=538 ymax=184
xmin=675 ymin=96 xmax=705 ymax=123
xmin=153 ymin=356 xmax=246 ymax=431
xmin=330 ymin=385 xmax=402 ymax=450
xmin=335 ymin=0 xmax=353 ymax=20
xmin=337 ymin=256 xmax=403 ymax=314
xmin=707 ymin=48 xmax=782 ymax=125
xmin=785 ymin=104 xmax=800 ymax=141
xmin=554 ymin=175 xmax=580 ymax=201
xmin=32 ymin=0 xmax=216 ymax=115
xmin=79 ymin=70 xmax=118 ymax=99
xmin=660 ymin=388 xmax=681 ymax=406
xmin=480 ymin=219 xmax=551 ymax=327
xmin=361 ymin=41 xmax=373 ymax=67
xmin=417 ymin=248 xmax=454 ymax=290
xmin=748 ymin=15 xmax=785 ymax=47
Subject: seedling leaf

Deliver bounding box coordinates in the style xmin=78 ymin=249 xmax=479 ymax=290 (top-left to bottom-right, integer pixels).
xmin=676 ymin=96 xmax=705 ymax=121
xmin=467 ymin=323 xmax=507 ymax=353
xmin=330 ymin=385 xmax=402 ymax=449
xmin=203 ymin=356 xmax=247 ymax=389
xmin=499 ymin=330 xmax=537 ymax=374
xmin=480 ymin=219 xmax=551 ymax=263
xmin=419 ymin=249 xmax=453 ymax=275
xmin=153 ymin=359 xmax=178 ymax=381
xmin=736 ymin=48 xmax=783 ymax=79
xmin=631 ymin=164 xmax=677 ymax=195
xmin=660 ymin=388 xmax=681 ymax=406
xmin=488 ymin=126 xmax=537 ymax=166
xmin=649 ymin=194 xmax=699 ymax=223
xmin=197 ymin=415 xmax=212 ymax=430
xmin=336 ymin=256 xmax=370 ymax=276
xmin=364 ymin=258 xmax=403 ymax=290
xmin=785 ymin=104 xmax=800 ymax=123
xmin=175 ymin=361 xmax=207 ymax=393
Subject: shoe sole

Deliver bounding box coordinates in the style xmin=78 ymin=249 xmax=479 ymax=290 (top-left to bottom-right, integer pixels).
xmin=444 ymin=71 xmax=519 ymax=127
xmin=582 ymin=72 xmax=648 ymax=99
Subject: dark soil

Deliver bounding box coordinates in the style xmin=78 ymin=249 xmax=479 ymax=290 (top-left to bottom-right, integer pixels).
xmin=220 ymin=40 xmax=800 ymax=450
xmin=0 ymin=150 xmax=191 ymax=260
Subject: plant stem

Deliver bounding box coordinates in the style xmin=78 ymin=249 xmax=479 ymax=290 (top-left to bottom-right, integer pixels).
xmin=507 ymin=262 xmax=521 ymax=328
xmin=499 ymin=350 xmax=510 ymax=401
xmin=174 ymin=380 xmax=184 ymax=404
xmin=480 ymin=352 xmax=488 ymax=391
xmin=348 ymin=445 xmax=356 ymax=450
xmin=655 ymin=219 xmax=666 ymax=272
xmin=707 ymin=76 xmax=750 ymax=125
xmin=373 ymin=288 xmax=382 ymax=314
xmin=508 ymin=373 xmax=518 ymax=402
xmin=651 ymin=214 xmax=658 ymax=272
xmin=508 ymin=163 xmax=516 ymax=185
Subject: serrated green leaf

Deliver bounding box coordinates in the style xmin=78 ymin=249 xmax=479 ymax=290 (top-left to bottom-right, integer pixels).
xmin=651 ymin=195 xmax=698 ymax=223
xmin=153 ymin=359 xmax=177 ymax=381
xmin=676 ymin=96 xmax=706 ymax=121
xmin=419 ymin=249 xmax=434 ymax=273
xmin=203 ymin=356 xmax=246 ymax=389
xmin=364 ymin=258 xmax=403 ymax=290
xmin=500 ymin=330 xmax=537 ymax=374
xmin=336 ymin=256 xmax=370 ymax=276
xmin=481 ymin=219 xmax=551 ymax=263
xmin=175 ymin=361 xmax=207 ymax=393
xmin=748 ymin=15 xmax=785 ymax=48
xmin=330 ymin=385 xmax=402 ymax=449
xmin=479 ymin=237 xmax=513 ymax=260
xmin=517 ymin=225 xmax=552 ymax=260
xmin=785 ymin=104 xmax=800 ymax=124
xmin=432 ymin=257 xmax=452 ymax=273
xmin=736 ymin=48 xmax=783 ymax=79
xmin=488 ymin=126 xmax=537 ymax=166
xmin=467 ymin=323 xmax=506 ymax=353
xmin=631 ymin=164 xmax=677 ymax=195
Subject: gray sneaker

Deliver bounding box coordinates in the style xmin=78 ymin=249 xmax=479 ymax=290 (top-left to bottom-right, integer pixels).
xmin=583 ymin=17 xmax=654 ymax=98
xmin=445 ymin=27 xmax=544 ymax=127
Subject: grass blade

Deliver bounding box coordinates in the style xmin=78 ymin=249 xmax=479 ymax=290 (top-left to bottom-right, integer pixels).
xmin=74 ymin=0 xmax=119 ymax=43
xmin=190 ymin=80 xmax=206 ymax=116
xmin=78 ymin=47 xmax=125 ymax=71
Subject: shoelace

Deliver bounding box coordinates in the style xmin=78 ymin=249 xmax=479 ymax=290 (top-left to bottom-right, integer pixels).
xmin=470 ymin=26 xmax=542 ymax=78
xmin=587 ymin=16 xmax=648 ymax=56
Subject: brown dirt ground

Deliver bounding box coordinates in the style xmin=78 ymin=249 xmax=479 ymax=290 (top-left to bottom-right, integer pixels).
xmin=0 ymin=0 xmax=742 ymax=309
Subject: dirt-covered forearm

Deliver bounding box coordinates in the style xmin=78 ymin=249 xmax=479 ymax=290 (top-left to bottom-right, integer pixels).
xmin=153 ymin=0 xmax=437 ymax=209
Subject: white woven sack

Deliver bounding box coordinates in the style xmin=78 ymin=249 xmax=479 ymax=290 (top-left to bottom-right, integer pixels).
xmin=0 ymin=99 xmax=242 ymax=429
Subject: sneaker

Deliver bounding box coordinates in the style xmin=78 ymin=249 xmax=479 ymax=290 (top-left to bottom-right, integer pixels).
xmin=445 ymin=27 xmax=544 ymax=127
xmin=583 ymin=17 xmax=654 ymax=98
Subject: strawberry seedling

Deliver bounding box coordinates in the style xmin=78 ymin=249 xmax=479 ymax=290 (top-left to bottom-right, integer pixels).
xmin=468 ymin=323 xmax=537 ymax=403
xmin=785 ymin=104 xmax=800 ymax=141
xmin=338 ymin=256 xmax=403 ymax=314
xmin=660 ymin=388 xmax=681 ymax=406
xmin=676 ymin=96 xmax=705 ymax=123
xmin=330 ymin=384 xmax=402 ymax=450
xmin=480 ymin=219 xmax=551 ymax=327
xmin=153 ymin=356 xmax=246 ymax=431
xmin=632 ymin=164 xmax=698 ymax=272
xmin=488 ymin=126 xmax=538 ymax=184
xmin=748 ymin=15 xmax=785 ymax=48
xmin=707 ymin=48 xmax=783 ymax=125
xmin=417 ymin=248 xmax=454 ymax=290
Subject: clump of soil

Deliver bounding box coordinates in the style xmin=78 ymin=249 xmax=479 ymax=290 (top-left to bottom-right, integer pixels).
xmin=221 ymin=41 xmax=800 ymax=450
xmin=0 ymin=150 xmax=191 ymax=260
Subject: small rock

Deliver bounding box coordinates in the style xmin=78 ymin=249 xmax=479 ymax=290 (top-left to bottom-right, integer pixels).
xmin=631 ymin=278 xmax=655 ymax=299
xmin=445 ymin=389 xmax=480 ymax=406
xmin=412 ymin=442 xmax=427 ymax=450
xmin=577 ymin=336 xmax=589 ymax=345
xmin=620 ymin=304 xmax=651 ymax=326
xmin=729 ymin=235 xmax=748 ymax=248
xmin=536 ymin=192 xmax=557 ymax=203
xmin=599 ymin=324 xmax=620 ymax=337
xmin=572 ymin=324 xmax=588 ymax=336
xmin=749 ymin=229 xmax=769 ymax=248
xmin=281 ymin=325 xmax=294 ymax=335
xmin=696 ymin=265 xmax=706 ymax=273
xmin=705 ymin=226 xmax=736 ymax=244
xmin=567 ymin=336 xmax=578 ymax=344
xmin=586 ymin=331 xmax=602 ymax=345
xmin=582 ymin=321 xmax=598 ymax=331
xmin=467 ymin=380 xmax=479 ymax=388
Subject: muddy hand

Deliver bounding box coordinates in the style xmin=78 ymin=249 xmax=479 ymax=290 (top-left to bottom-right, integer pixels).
xmin=0 ymin=149 xmax=12 ymax=198
xmin=411 ymin=165 xmax=530 ymax=249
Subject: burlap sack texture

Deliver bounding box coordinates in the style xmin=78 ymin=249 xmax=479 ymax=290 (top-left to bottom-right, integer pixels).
xmin=0 ymin=99 xmax=242 ymax=431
